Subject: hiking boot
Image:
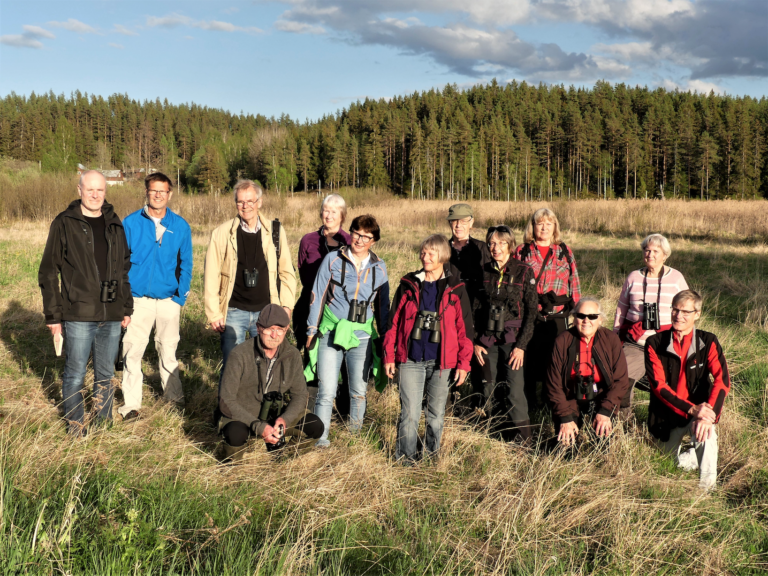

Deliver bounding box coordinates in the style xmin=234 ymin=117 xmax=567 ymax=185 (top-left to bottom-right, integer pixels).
xmin=122 ymin=410 xmax=140 ymax=422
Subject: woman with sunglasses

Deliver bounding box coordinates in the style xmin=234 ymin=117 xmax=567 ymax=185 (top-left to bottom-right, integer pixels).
xmin=305 ymin=214 xmax=389 ymax=448
xmin=472 ymin=225 xmax=538 ymax=443
xmin=545 ymin=297 xmax=630 ymax=448
xmin=514 ymin=208 xmax=581 ymax=411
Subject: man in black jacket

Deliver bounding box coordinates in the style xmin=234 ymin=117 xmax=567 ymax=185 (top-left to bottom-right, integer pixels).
xmin=217 ymin=304 xmax=323 ymax=462
xmin=38 ymin=170 xmax=133 ymax=436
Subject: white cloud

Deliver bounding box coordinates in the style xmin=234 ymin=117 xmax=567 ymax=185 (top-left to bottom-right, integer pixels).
xmin=0 ymin=24 xmax=55 ymax=48
xmin=48 ymin=18 xmax=98 ymax=34
xmin=112 ymin=24 xmax=139 ymax=36
xmin=22 ymin=25 xmax=55 ymax=39
xmin=0 ymin=34 xmax=44 ymax=49
xmin=659 ymin=78 xmax=723 ymax=94
xmin=274 ymin=20 xmax=326 ymax=34
xmin=109 ymin=43 xmax=125 ymax=49
xmin=146 ymin=14 xmax=262 ymax=34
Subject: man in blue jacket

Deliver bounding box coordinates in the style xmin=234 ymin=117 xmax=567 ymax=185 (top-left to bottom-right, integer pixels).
xmin=118 ymin=173 xmax=193 ymax=420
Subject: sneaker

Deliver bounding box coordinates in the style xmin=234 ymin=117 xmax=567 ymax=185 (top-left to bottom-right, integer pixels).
xmin=123 ymin=410 xmax=140 ymax=422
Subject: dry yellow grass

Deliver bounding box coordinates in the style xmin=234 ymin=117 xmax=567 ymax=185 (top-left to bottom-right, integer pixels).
xmin=1 ymin=194 xmax=767 ymax=574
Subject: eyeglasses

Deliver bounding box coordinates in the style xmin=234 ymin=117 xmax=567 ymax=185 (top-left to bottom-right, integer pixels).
xmin=236 ymin=200 xmax=259 ymax=208
xmin=574 ymin=313 xmax=600 ymax=321
xmin=260 ymin=326 xmax=287 ymax=336
xmin=488 ymin=242 xmax=509 ymax=249
xmin=148 ymin=189 xmax=170 ymax=196
xmin=671 ymin=307 xmax=698 ymax=317
xmin=351 ymin=231 xmax=375 ymax=244
xmin=450 ymin=218 xmax=472 ymax=225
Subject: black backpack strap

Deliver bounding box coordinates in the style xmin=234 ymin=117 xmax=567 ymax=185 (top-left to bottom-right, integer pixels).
xmin=559 ymin=243 xmax=573 ymax=266
xmin=519 ymin=243 xmax=532 ymax=263
xmin=272 ymin=218 xmax=281 ymax=260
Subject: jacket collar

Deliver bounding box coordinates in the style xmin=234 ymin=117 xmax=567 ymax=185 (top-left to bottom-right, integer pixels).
xmin=339 ymin=244 xmax=381 ymax=266
xmin=64 ymin=199 xmax=122 ymax=227
xmin=229 ymin=212 xmax=272 ymax=238
xmin=666 ymin=328 xmax=703 ymax=361
xmin=141 ymin=205 xmax=175 ymax=226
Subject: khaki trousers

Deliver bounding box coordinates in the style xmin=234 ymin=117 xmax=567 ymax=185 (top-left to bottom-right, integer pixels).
xmin=655 ymin=420 xmax=718 ymax=491
xmin=118 ymin=297 xmax=184 ymax=416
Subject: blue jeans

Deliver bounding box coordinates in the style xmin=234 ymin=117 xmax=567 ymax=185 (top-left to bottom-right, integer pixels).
xmin=62 ymin=321 xmax=122 ymax=433
xmin=313 ymin=331 xmax=372 ymax=447
xmin=396 ymin=359 xmax=452 ymax=462
xmin=220 ymin=307 xmax=261 ymax=369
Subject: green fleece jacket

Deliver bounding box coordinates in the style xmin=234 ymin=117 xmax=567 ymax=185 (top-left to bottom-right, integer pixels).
xmin=218 ymin=337 xmax=308 ymax=434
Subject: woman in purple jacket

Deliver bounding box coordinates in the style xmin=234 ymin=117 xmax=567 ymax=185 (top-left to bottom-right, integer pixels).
xmin=294 ymin=194 xmax=351 ymax=350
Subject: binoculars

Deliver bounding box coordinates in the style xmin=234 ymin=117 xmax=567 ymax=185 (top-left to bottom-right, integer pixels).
xmin=347 ymin=299 xmax=369 ymax=323
xmin=259 ymin=391 xmax=286 ymax=451
xmin=576 ymin=374 xmax=598 ymax=401
xmin=642 ymin=302 xmax=661 ymax=331
xmin=243 ymin=267 xmax=259 ymax=289
xmin=100 ymin=280 xmax=118 ymax=303
xmin=410 ymin=310 xmax=440 ymax=344
xmin=486 ymin=304 xmax=506 ymax=333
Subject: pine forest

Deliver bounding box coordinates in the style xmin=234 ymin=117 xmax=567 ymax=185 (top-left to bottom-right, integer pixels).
xmin=1 ymin=79 xmax=766 ymax=200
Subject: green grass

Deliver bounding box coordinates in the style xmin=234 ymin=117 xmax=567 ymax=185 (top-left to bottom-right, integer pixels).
xmin=2 ymin=221 xmax=768 ymax=574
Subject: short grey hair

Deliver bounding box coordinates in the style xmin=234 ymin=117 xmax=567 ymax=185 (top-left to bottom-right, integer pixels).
xmin=419 ymin=234 xmax=451 ymax=265
xmin=233 ymin=179 xmax=263 ymax=201
xmin=672 ymin=289 xmax=703 ymax=312
xmin=641 ymin=234 xmax=672 ymax=259
xmin=572 ymin=296 xmax=605 ymax=320
xmin=320 ymin=194 xmax=348 ymax=224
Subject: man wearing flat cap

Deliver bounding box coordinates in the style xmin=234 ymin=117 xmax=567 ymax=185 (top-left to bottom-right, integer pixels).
xmin=447 ymin=203 xmax=492 ymax=307
xmin=446 ymin=203 xmax=491 ymax=409
xmin=216 ymin=304 xmax=323 ymax=462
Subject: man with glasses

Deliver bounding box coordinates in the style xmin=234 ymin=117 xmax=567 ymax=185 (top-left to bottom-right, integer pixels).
xmin=446 ymin=204 xmax=491 ymax=306
xmin=646 ymin=290 xmax=731 ymax=491
xmin=204 ymin=179 xmax=296 ymax=370
xmin=217 ymin=304 xmax=323 ymax=462
xmin=38 ymin=170 xmax=133 ymax=436
xmin=118 ymin=173 xmax=193 ymax=421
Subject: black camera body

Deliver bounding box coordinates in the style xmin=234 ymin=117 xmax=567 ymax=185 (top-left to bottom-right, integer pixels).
xmin=486 ymin=304 xmax=506 ymax=333
xmin=347 ymin=299 xmax=369 ymax=323
xmin=100 ymin=280 xmax=118 ymax=303
xmin=576 ymin=374 xmax=598 ymax=401
xmin=642 ymin=302 xmax=661 ymax=331
xmin=259 ymin=391 xmax=286 ymax=452
xmin=243 ymin=267 xmax=259 ymax=289
xmin=410 ymin=310 xmax=441 ymax=343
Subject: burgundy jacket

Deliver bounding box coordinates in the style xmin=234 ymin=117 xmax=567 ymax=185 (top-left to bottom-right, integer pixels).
xmin=546 ymin=327 xmax=630 ymax=423
xmin=383 ymin=265 xmax=474 ymax=371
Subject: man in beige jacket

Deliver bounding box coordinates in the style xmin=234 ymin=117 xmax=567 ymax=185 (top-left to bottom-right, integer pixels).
xmin=204 ymin=179 xmax=296 ymax=370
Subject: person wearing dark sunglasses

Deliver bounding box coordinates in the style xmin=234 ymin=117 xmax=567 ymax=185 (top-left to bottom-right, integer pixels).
xmin=472 ymin=225 xmax=538 ymax=443
xmin=546 ymin=297 xmax=630 ymax=449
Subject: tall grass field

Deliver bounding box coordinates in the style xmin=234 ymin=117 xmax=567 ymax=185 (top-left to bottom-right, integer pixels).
xmin=1 ymin=174 xmax=767 ymax=574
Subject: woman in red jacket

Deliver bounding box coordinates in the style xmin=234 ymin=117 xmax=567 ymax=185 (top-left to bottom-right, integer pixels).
xmin=383 ymin=234 xmax=474 ymax=463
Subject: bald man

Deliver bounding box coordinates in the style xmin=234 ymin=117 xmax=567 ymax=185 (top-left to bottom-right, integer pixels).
xmin=39 ymin=170 xmax=133 ymax=437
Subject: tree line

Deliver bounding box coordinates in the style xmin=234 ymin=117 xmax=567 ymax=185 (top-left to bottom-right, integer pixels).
xmin=1 ymin=80 xmax=766 ymax=200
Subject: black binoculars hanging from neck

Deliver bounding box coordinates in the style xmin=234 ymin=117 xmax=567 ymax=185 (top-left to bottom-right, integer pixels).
xmin=347 ymin=299 xmax=369 ymax=323
xmin=100 ymin=280 xmax=118 ymax=303
xmin=486 ymin=304 xmax=506 ymax=333
xmin=411 ymin=310 xmax=441 ymax=343
xmin=243 ymin=267 xmax=259 ymax=288
xmin=576 ymin=374 xmax=598 ymax=401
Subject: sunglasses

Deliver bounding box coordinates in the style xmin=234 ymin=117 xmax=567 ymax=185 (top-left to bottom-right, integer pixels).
xmin=574 ymin=313 xmax=600 ymax=321
xmin=488 ymin=225 xmax=512 ymax=235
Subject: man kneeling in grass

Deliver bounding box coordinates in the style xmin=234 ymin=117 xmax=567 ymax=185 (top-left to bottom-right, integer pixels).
xmin=217 ymin=304 xmax=323 ymax=462
xmin=646 ymin=290 xmax=731 ymax=491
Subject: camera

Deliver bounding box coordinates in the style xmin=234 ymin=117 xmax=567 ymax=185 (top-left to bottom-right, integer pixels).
xmin=576 ymin=374 xmax=598 ymax=401
xmin=243 ymin=267 xmax=259 ymax=289
xmin=410 ymin=310 xmax=441 ymax=344
xmin=259 ymin=391 xmax=286 ymax=452
xmin=347 ymin=299 xmax=368 ymax=323
xmin=642 ymin=302 xmax=660 ymax=331
xmin=100 ymin=280 xmax=118 ymax=303
xmin=486 ymin=304 xmax=506 ymax=333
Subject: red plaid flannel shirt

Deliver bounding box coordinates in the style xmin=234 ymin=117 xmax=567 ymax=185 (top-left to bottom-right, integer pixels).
xmin=513 ymin=242 xmax=581 ymax=313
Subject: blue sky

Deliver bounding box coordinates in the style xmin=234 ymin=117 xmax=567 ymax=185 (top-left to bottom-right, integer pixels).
xmin=1 ymin=0 xmax=765 ymax=121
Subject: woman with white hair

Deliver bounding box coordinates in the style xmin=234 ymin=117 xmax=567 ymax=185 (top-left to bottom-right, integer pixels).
xmin=546 ymin=297 xmax=630 ymax=447
xmin=383 ymin=234 xmax=474 ymax=463
xmin=613 ymin=234 xmax=688 ymax=395
xmin=514 ymin=208 xmax=581 ymax=410
xmin=295 ymin=194 xmax=351 ymax=350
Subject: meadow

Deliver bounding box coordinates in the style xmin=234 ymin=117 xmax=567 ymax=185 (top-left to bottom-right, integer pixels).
xmin=1 ymin=175 xmax=767 ymax=574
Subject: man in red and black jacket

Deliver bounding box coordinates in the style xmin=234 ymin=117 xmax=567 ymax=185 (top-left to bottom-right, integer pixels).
xmin=646 ymin=289 xmax=730 ymax=491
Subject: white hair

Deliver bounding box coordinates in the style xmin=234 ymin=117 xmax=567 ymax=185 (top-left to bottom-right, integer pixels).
xmin=641 ymin=234 xmax=672 ymax=259
xmin=572 ymin=296 xmax=605 ymax=320
xmin=233 ymin=179 xmax=263 ymax=201
xmin=320 ymin=193 xmax=347 ymax=224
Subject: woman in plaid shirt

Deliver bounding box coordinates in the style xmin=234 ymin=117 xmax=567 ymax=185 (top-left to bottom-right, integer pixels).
xmin=514 ymin=208 xmax=581 ymax=409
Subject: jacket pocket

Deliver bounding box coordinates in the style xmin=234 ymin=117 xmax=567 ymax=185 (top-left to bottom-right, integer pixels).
xmin=218 ymin=272 xmax=230 ymax=305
